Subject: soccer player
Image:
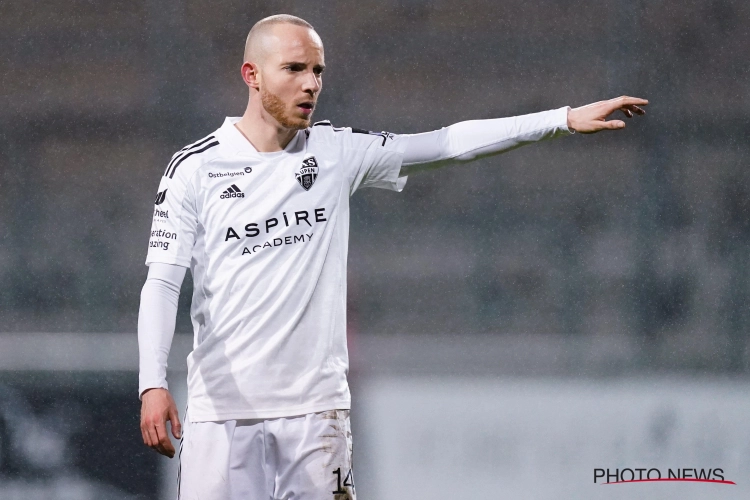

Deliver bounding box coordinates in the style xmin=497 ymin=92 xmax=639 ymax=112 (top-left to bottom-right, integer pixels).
xmin=138 ymin=14 xmax=647 ymax=500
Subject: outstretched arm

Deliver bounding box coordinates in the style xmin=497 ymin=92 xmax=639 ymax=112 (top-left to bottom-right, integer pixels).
xmin=138 ymin=262 xmax=186 ymax=458
xmin=400 ymin=96 xmax=647 ymax=175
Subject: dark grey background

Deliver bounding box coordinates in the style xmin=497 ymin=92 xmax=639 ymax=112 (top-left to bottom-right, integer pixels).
xmin=4 ymin=0 xmax=748 ymax=371
xmin=2 ymin=1 xmax=749 ymax=497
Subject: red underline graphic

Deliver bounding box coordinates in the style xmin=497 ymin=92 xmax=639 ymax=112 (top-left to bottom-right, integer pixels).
xmin=605 ymin=478 xmax=736 ymax=485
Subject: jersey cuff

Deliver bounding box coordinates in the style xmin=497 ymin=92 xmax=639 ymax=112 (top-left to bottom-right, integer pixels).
xmin=145 ymin=257 xmax=190 ymax=268
xmin=386 ymin=151 xmax=409 ymax=192
xmin=138 ymin=381 xmax=169 ymax=400
xmin=559 ymin=106 xmax=576 ymax=135
xmin=394 ymin=173 xmax=408 ymax=192
xmin=368 ymin=143 xmax=410 ymax=192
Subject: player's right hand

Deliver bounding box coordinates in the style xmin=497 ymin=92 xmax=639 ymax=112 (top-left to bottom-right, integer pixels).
xmin=140 ymin=388 xmax=182 ymax=458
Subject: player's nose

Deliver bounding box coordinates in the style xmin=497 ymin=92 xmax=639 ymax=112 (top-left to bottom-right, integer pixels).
xmin=301 ymin=70 xmax=321 ymax=95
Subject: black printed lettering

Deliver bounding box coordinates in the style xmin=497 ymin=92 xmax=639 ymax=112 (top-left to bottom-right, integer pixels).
xmin=295 ymin=211 xmax=311 ymax=226
xmin=245 ymin=223 xmax=259 ymax=237
xmin=225 ymin=227 xmax=240 ymax=241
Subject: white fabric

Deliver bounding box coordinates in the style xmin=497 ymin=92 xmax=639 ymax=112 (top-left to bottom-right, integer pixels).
xmin=178 ymin=409 xmax=355 ymax=500
xmin=144 ymin=117 xmax=408 ymax=422
xmin=400 ymin=105 xmax=573 ymax=173
xmin=138 ymin=263 xmax=185 ymax=398
xmin=138 ymin=107 xmax=573 ymax=419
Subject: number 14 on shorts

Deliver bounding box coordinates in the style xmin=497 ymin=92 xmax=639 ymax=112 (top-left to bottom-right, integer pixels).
xmin=332 ymin=467 xmax=354 ymax=494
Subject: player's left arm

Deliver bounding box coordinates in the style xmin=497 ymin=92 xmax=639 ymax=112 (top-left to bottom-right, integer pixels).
xmin=399 ymin=95 xmax=648 ymax=176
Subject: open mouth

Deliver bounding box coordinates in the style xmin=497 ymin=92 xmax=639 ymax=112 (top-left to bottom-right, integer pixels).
xmin=297 ymin=102 xmax=314 ymax=114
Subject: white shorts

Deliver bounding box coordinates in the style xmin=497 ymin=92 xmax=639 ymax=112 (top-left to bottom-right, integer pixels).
xmin=177 ymin=409 xmax=356 ymax=500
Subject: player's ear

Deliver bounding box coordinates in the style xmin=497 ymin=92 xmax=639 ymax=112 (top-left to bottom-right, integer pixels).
xmin=241 ymin=61 xmax=260 ymax=90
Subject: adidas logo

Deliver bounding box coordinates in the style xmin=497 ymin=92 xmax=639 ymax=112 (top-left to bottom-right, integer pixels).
xmin=220 ymin=184 xmax=245 ymax=199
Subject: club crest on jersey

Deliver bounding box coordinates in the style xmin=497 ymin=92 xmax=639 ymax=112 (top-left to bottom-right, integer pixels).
xmin=296 ymin=156 xmax=319 ymax=191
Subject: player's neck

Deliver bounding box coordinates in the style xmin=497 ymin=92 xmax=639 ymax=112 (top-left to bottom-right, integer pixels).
xmin=235 ymin=102 xmax=298 ymax=153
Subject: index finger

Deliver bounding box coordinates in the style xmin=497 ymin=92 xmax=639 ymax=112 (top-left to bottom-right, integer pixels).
xmin=615 ymin=96 xmax=649 ymax=106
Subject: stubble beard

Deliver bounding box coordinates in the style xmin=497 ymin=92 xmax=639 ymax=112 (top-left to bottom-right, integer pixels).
xmin=260 ymin=87 xmax=312 ymax=130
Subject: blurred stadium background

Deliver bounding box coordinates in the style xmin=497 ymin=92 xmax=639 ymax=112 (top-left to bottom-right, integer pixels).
xmin=1 ymin=0 xmax=750 ymax=498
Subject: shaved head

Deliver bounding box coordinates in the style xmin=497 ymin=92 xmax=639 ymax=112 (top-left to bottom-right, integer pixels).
xmin=238 ymin=14 xmax=325 ymax=134
xmin=244 ymin=14 xmax=317 ymax=65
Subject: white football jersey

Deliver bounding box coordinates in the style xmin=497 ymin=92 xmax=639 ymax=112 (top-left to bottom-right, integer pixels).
xmin=146 ymin=117 xmax=407 ymax=422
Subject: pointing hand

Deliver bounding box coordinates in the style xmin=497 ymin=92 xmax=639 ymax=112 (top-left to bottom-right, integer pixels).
xmin=567 ymin=95 xmax=648 ymax=133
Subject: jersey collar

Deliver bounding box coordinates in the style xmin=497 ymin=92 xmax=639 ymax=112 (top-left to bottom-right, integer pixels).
xmin=218 ymin=117 xmax=304 ymax=157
